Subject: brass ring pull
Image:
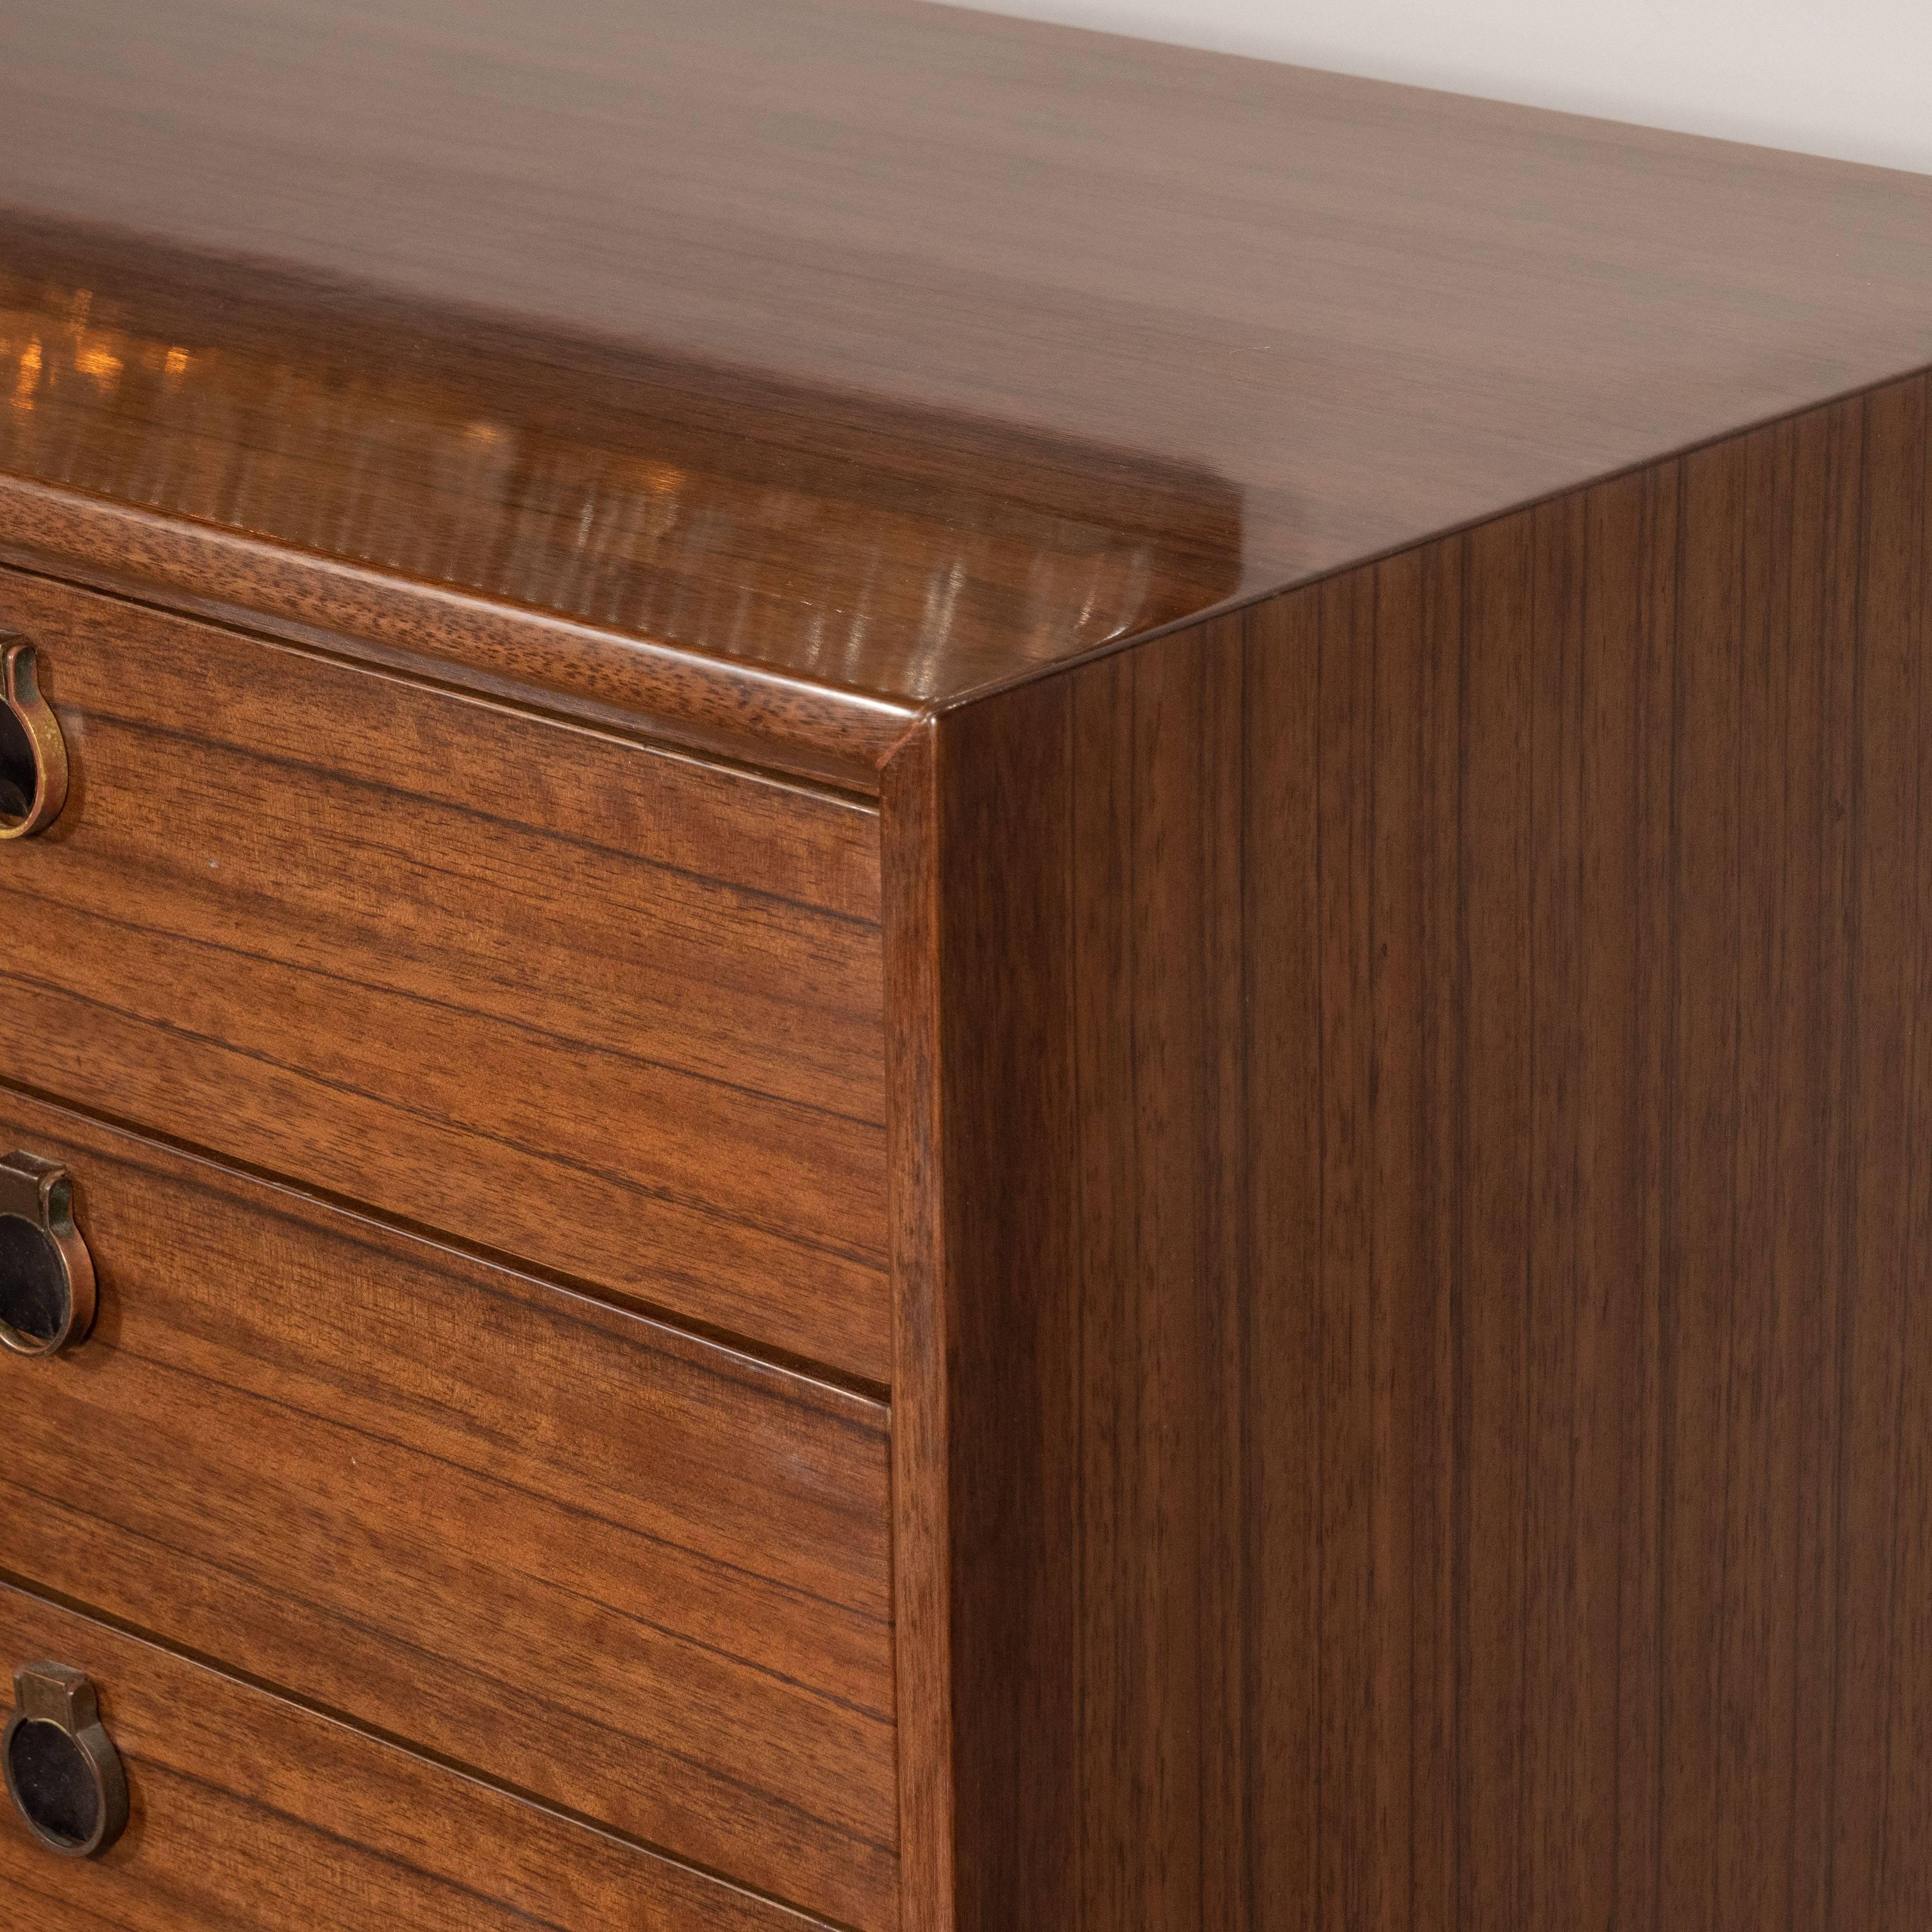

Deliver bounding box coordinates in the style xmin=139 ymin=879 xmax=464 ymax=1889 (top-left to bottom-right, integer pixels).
xmin=0 ymin=636 xmax=69 ymax=839
xmin=4 ymin=1663 xmax=129 ymax=1858
xmin=0 ymin=1152 xmax=96 ymax=1357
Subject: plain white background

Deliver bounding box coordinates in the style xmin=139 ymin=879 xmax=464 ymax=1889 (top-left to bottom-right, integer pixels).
xmin=945 ymin=0 xmax=1932 ymax=176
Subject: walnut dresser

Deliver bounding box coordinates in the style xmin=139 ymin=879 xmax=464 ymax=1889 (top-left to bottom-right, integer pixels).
xmin=1 ymin=4 xmax=1931 ymax=1929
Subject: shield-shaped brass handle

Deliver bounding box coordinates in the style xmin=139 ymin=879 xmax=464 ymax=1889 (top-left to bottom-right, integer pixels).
xmin=0 ymin=1152 xmax=96 ymax=1357
xmin=3 ymin=1663 xmax=128 ymax=1858
xmin=0 ymin=636 xmax=69 ymax=839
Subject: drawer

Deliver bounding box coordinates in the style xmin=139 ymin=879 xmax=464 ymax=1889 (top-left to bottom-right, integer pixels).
xmin=0 ymin=1092 xmax=897 ymax=1932
xmin=0 ymin=566 xmax=889 ymax=1382
xmin=0 ymin=1584 xmax=846 ymax=1931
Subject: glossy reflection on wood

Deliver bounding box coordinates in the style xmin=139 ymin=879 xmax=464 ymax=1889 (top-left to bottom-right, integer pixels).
xmin=889 ymin=371 xmax=1932 ymax=1927
xmin=4 ymin=8 xmax=1932 ymax=1928
xmin=0 ymin=1585 xmax=849 ymax=1932
xmin=0 ymin=213 xmax=1241 ymax=781
xmin=2 ymin=0 xmax=1932 ymax=779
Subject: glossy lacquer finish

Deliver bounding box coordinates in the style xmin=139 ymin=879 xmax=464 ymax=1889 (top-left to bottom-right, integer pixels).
xmin=0 ymin=212 xmax=1238 ymax=783
xmin=6 ymin=7 xmax=1932 ymax=1930
xmin=887 ymin=371 xmax=1932 ymax=1929
xmin=4 ymin=0 xmax=1932 ymax=780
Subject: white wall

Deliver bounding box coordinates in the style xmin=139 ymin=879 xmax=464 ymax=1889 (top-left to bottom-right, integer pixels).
xmin=942 ymin=0 xmax=1932 ymax=176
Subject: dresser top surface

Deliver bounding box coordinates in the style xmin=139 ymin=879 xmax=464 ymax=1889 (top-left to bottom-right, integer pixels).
xmin=3 ymin=0 xmax=1932 ymax=736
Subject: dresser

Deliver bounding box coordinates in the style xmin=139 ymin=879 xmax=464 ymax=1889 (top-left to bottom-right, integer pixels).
xmin=1 ymin=3 xmax=1930 ymax=1927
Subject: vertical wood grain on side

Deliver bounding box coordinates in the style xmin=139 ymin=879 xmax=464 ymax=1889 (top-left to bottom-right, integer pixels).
xmin=1715 ymin=414 xmax=1798 ymax=1932
xmin=1657 ymin=431 xmax=1747 ymax=1923
xmin=1831 ymin=368 xmax=1927 ymax=1932
xmin=887 ymin=370 xmax=1932 ymax=1927
xmin=1884 ymin=365 xmax=1932 ymax=1928
xmin=936 ymin=672 xmax=1084 ymax=1929
xmin=1785 ymin=391 xmax=1867 ymax=1932
xmin=1069 ymin=617 xmax=1252 ymax=1926
xmin=1245 ymin=574 xmax=1321 ymax=1932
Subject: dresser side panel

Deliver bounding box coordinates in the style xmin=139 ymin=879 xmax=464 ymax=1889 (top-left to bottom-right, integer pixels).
xmin=892 ymin=370 xmax=1932 ymax=1927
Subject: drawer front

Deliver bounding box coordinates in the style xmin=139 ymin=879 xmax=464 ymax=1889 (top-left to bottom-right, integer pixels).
xmin=0 ymin=1093 xmax=897 ymax=1931
xmin=0 ymin=1585 xmax=844 ymax=1932
xmin=0 ymin=567 xmax=889 ymax=1382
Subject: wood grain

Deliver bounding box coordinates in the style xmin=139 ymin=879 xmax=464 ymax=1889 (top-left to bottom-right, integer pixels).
xmin=882 ymin=717 xmax=952 ymax=1932
xmin=6 ymin=11 xmax=1932 ymax=1924
xmin=0 ymin=565 xmax=892 ymax=1383
xmin=0 ymin=1089 xmax=897 ymax=1931
xmin=0 ymin=482 xmax=927 ymax=793
xmin=0 ymin=1583 xmax=849 ymax=1932
xmin=0 ymin=214 xmax=1238 ymax=790
xmin=888 ymin=369 xmax=1932 ymax=1927
xmin=1 ymin=0 xmax=1931 ymax=748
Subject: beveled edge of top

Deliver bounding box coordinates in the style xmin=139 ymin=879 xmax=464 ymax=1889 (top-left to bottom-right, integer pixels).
xmin=0 ymin=470 xmax=928 ymax=791
xmin=5 ymin=0 xmax=1932 ymax=788
xmin=13 ymin=360 xmax=1932 ymax=796
xmin=0 ymin=206 xmax=1246 ymax=789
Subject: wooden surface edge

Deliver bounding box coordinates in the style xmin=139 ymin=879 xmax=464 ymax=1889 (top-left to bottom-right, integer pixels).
xmin=18 ymin=356 xmax=1932 ymax=799
xmin=886 ymin=365 xmax=1932 ymax=1927
xmin=926 ymin=357 xmax=1932 ymax=730
xmin=883 ymin=716 xmax=956 ymax=1932
xmin=0 ymin=473 xmax=920 ymax=792
xmin=884 ymin=676 xmax=1088 ymax=1929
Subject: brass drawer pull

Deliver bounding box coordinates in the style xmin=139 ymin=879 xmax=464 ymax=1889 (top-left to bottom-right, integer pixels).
xmin=0 ymin=637 xmax=69 ymax=839
xmin=0 ymin=1152 xmax=96 ymax=1357
xmin=4 ymin=1663 xmax=128 ymax=1858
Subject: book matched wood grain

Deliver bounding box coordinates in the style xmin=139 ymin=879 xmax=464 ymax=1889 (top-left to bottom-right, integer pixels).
xmin=0 ymin=1585 xmax=847 ymax=1932
xmin=888 ymin=370 xmax=1932 ymax=1928
xmin=0 ymin=1090 xmax=897 ymax=1930
xmin=0 ymin=565 xmax=890 ymax=1383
